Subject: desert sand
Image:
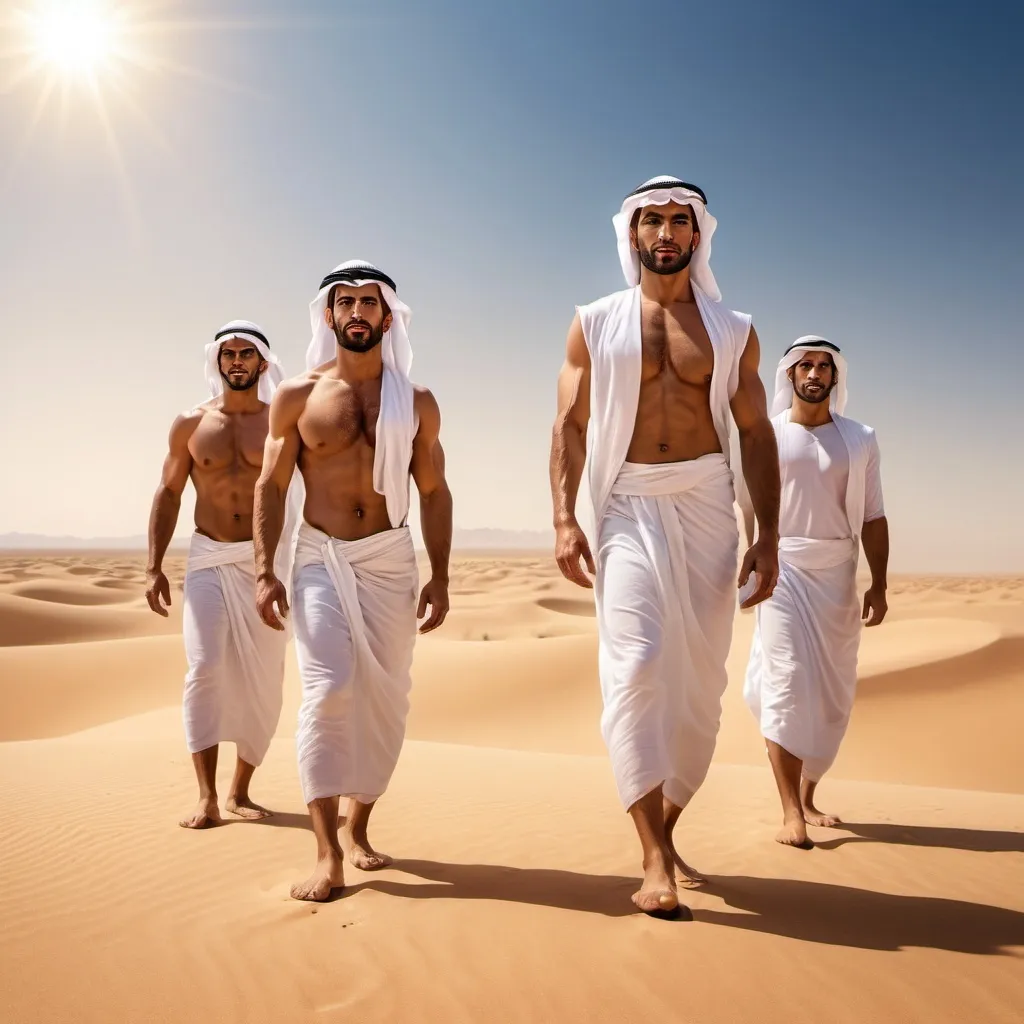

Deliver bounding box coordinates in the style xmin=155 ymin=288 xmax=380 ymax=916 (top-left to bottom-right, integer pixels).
xmin=0 ymin=550 xmax=1021 ymax=1023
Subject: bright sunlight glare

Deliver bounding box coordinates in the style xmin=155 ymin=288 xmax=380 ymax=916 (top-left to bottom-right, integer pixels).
xmin=27 ymin=1 xmax=123 ymax=77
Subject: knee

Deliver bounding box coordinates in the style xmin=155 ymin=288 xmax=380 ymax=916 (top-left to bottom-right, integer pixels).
xmin=622 ymin=637 xmax=663 ymax=683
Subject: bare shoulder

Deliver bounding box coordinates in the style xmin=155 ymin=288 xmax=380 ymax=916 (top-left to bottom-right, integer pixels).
xmin=565 ymin=310 xmax=590 ymax=368
xmin=275 ymin=372 xmax=319 ymax=408
xmin=739 ymin=322 xmax=761 ymax=366
xmin=413 ymin=385 xmax=441 ymax=435
xmin=168 ymin=407 xmax=205 ymax=447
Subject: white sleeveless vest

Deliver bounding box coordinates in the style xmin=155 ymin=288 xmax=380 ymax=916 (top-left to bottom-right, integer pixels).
xmin=577 ymin=283 xmax=752 ymax=529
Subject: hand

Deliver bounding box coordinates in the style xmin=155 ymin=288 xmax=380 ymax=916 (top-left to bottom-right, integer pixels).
xmin=555 ymin=519 xmax=596 ymax=589
xmin=862 ymin=584 xmax=888 ymax=626
xmin=417 ymin=577 xmax=450 ymax=633
xmin=737 ymin=536 xmax=779 ymax=610
xmin=145 ymin=569 xmax=172 ymax=617
xmin=256 ymin=573 xmax=289 ymax=631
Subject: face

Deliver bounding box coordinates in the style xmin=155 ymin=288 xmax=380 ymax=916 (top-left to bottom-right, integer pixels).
xmin=218 ymin=340 xmax=266 ymax=392
xmin=788 ymin=351 xmax=837 ymax=405
xmin=325 ymin=284 xmax=393 ymax=353
xmin=631 ymin=201 xmax=700 ymax=276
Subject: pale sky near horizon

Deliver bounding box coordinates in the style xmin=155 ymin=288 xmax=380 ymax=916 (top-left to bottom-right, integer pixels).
xmin=1 ymin=0 xmax=1021 ymax=572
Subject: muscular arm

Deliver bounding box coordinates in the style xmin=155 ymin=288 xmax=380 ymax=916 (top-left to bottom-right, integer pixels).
xmin=730 ymin=325 xmax=780 ymax=543
xmin=253 ymin=382 xmax=305 ymax=579
xmin=730 ymin=325 xmax=780 ymax=606
xmin=410 ymin=388 xmax=452 ymax=632
xmin=549 ymin=312 xmax=591 ymax=530
xmin=145 ymin=412 xmax=199 ymax=614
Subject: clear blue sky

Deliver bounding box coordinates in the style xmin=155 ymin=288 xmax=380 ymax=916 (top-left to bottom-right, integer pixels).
xmin=1 ymin=0 xmax=1021 ymax=570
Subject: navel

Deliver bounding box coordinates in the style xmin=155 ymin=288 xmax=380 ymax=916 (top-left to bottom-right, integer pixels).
xmin=354 ymin=506 xmax=364 ymax=519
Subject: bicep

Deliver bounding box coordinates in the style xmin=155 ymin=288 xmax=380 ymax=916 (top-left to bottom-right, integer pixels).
xmin=556 ymin=314 xmax=591 ymax=428
xmin=411 ymin=392 xmax=447 ymax=496
xmin=729 ymin=325 xmax=770 ymax=432
xmin=262 ymin=390 xmax=303 ymax=486
xmin=160 ymin=416 xmax=196 ymax=494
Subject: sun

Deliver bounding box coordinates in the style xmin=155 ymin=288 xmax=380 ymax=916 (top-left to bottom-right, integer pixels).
xmin=26 ymin=1 xmax=125 ymax=78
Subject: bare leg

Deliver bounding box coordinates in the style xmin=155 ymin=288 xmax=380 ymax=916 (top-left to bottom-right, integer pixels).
xmin=801 ymin=777 xmax=841 ymax=827
xmin=225 ymin=755 xmax=272 ymax=819
xmin=627 ymin=784 xmax=680 ymax=917
xmin=290 ymin=796 xmax=345 ymax=902
xmin=663 ymin=797 xmax=706 ymax=886
xmin=179 ymin=745 xmax=222 ymax=829
xmin=766 ymin=741 xmax=812 ymax=848
xmin=340 ymin=799 xmax=393 ymax=870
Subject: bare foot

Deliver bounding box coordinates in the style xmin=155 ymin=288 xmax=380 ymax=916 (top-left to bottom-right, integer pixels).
xmin=632 ymin=856 xmax=681 ymax=918
xmin=665 ymin=831 xmax=707 ymax=887
xmin=290 ymin=853 xmax=345 ymax=902
xmin=179 ymin=796 xmax=222 ymax=829
xmin=225 ymin=794 xmax=272 ymax=820
xmin=776 ymin=814 xmax=814 ymax=849
xmin=803 ymin=805 xmax=841 ymax=828
xmin=341 ymin=831 xmax=392 ymax=871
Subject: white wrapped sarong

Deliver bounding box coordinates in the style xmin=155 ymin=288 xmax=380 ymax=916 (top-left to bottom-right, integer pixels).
xmin=182 ymin=533 xmax=287 ymax=766
xmin=597 ymin=454 xmax=739 ymax=810
xmin=743 ymin=537 xmax=860 ymax=781
xmin=292 ymin=522 xmax=419 ymax=804
xmin=742 ymin=401 xmax=884 ymax=781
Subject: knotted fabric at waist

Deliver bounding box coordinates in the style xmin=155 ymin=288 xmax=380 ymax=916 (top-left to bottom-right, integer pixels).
xmin=186 ymin=532 xmax=256 ymax=573
xmin=294 ymin=521 xmax=415 ymax=573
xmin=779 ymin=535 xmax=856 ymax=570
xmin=610 ymin=453 xmax=732 ymax=498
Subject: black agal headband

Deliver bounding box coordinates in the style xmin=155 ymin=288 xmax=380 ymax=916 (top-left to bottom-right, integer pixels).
xmin=214 ymin=326 xmax=270 ymax=349
xmin=319 ymin=266 xmax=397 ymax=294
xmin=624 ymin=177 xmax=707 ymax=205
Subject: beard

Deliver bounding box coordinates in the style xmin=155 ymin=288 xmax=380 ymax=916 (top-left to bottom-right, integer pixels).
xmin=795 ymin=379 xmax=835 ymax=405
xmin=638 ymin=241 xmax=694 ymax=276
xmin=335 ymin=319 xmax=384 ymax=354
xmin=219 ymin=368 xmax=261 ymax=392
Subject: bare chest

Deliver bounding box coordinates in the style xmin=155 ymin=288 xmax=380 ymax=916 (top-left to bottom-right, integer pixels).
xmin=639 ymin=303 xmax=715 ymax=387
xmin=299 ymin=380 xmax=381 ymax=455
xmin=189 ymin=409 xmax=268 ymax=472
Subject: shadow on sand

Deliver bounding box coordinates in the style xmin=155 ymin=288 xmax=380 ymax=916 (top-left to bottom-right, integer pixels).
xmin=812 ymin=822 xmax=1024 ymax=854
xmin=245 ymin=813 xmax=1024 ymax=951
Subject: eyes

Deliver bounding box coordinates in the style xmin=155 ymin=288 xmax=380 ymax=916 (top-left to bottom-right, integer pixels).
xmin=335 ymin=296 xmax=377 ymax=308
xmin=642 ymin=215 xmax=691 ymax=227
xmin=221 ymin=348 xmax=256 ymax=360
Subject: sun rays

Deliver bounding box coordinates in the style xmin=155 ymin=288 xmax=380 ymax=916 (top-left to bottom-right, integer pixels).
xmin=0 ymin=1 xmax=283 ymax=215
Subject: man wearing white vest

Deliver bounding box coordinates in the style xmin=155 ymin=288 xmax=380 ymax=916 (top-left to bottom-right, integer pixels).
xmin=743 ymin=339 xmax=889 ymax=848
xmin=549 ymin=176 xmax=782 ymax=917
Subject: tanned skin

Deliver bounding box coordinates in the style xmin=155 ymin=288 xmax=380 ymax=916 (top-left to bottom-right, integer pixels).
xmin=253 ymin=283 xmax=453 ymax=902
xmin=145 ymin=338 xmax=275 ymax=829
xmin=764 ymin=352 xmax=889 ymax=848
xmin=549 ymin=200 xmax=781 ymax=916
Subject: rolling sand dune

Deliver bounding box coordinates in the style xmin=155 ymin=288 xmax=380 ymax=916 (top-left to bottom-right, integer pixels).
xmin=0 ymin=551 xmax=1022 ymax=1023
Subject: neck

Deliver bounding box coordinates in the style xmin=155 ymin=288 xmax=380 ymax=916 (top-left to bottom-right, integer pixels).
xmin=334 ymin=344 xmax=384 ymax=382
xmin=638 ymin=265 xmax=695 ymax=305
xmin=219 ymin=386 xmax=264 ymax=413
xmin=790 ymin=396 xmax=834 ymax=427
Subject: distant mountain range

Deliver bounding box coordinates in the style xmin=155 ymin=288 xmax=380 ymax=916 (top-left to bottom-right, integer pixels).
xmin=0 ymin=528 xmax=553 ymax=552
